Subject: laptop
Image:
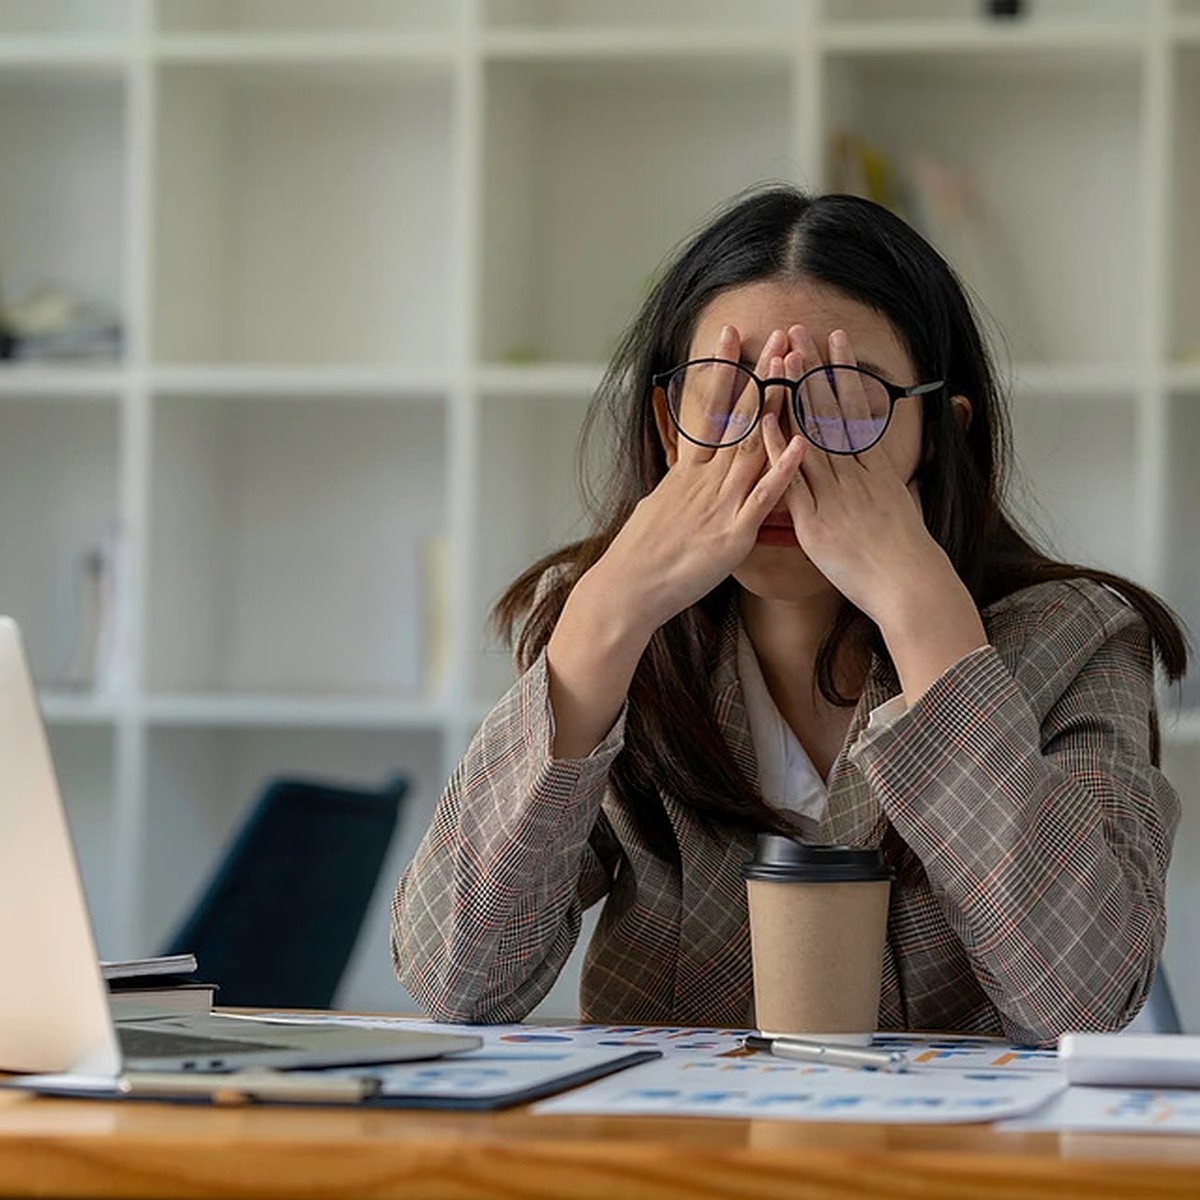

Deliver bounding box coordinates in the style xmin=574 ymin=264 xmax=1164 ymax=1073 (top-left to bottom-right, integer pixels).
xmin=0 ymin=615 xmax=480 ymax=1076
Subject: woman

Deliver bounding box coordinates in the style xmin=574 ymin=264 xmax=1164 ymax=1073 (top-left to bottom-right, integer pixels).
xmin=392 ymin=186 xmax=1186 ymax=1045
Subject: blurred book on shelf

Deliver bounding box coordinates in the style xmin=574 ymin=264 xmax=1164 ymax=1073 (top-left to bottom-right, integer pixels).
xmin=828 ymin=129 xmax=905 ymax=214
xmin=58 ymin=524 xmax=131 ymax=697
xmin=0 ymin=282 xmax=121 ymax=363
xmin=423 ymin=532 xmax=450 ymax=701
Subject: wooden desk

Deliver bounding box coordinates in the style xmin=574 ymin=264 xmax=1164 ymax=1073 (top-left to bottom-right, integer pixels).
xmin=2 ymin=1084 xmax=1200 ymax=1199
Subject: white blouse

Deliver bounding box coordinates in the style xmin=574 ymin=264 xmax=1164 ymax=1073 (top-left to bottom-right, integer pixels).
xmin=736 ymin=624 xmax=907 ymax=835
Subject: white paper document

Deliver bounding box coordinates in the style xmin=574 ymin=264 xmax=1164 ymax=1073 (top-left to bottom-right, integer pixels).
xmin=999 ymin=1087 xmax=1200 ymax=1134
xmin=535 ymin=1052 xmax=1065 ymax=1123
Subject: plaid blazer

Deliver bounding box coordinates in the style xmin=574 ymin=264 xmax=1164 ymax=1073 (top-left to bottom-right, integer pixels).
xmin=392 ymin=578 xmax=1179 ymax=1044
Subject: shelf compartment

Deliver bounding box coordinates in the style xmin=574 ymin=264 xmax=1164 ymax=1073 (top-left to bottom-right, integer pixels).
xmin=0 ymin=396 xmax=122 ymax=693
xmin=0 ymin=72 xmax=127 ymax=366
xmin=825 ymin=0 xmax=1145 ymax=24
xmin=484 ymin=0 xmax=811 ymax=30
xmin=471 ymin=388 xmax=596 ymax=706
xmin=821 ymin=48 xmax=1142 ymax=369
xmin=475 ymin=361 xmax=603 ymax=397
xmin=141 ymin=724 xmax=443 ymax=1011
xmin=40 ymin=692 xmax=124 ymax=725
xmin=0 ymin=366 xmax=126 ymax=396
xmin=146 ymin=391 xmax=447 ymax=699
xmin=1006 ymin=387 xmax=1142 ymax=583
xmin=152 ymin=61 xmax=454 ymax=366
xmin=0 ymin=1 xmax=132 ymax=36
xmin=1165 ymin=391 xmax=1200 ymax=709
xmin=151 ymin=364 xmax=450 ymax=397
xmin=480 ymin=56 xmax=796 ymax=366
xmin=155 ymin=0 xmax=455 ymax=34
xmin=1172 ymin=47 xmax=1200 ymax=365
xmin=143 ymin=692 xmax=448 ymax=729
xmin=50 ymin=725 xmax=119 ymax=956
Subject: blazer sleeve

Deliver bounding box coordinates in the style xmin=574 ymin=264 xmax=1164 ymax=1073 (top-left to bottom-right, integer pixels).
xmin=849 ymin=583 xmax=1181 ymax=1046
xmin=390 ymin=646 xmax=625 ymax=1023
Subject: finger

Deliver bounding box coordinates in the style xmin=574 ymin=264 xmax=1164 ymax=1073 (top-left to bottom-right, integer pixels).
xmin=762 ymin=410 xmax=815 ymax=517
xmin=761 ymin=351 xmax=790 ymax=440
xmin=723 ymin=328 xmax=785 ymax=461
xmin=739 ymin=420 xmax=809 ymax=532
xmin=672 ymin=323 xmax=742 ymax=464
xmin=792 ymin=328 xmax=853 ymax=464
xmin=828 ymin=329 xmax=882 ymax=463
xmin=724 ymin=327 xmax=781 ymax=460
xmin=719 ymin=331 xmax=787 ymax=504
xmin=787 ymin=327 xmax=842 ymax=484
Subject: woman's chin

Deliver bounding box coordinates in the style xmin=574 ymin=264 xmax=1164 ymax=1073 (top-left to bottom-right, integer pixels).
xmin=734 ymin=545 xmax=834 ymax=601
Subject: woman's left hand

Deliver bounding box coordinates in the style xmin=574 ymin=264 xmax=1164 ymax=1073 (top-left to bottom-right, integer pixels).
xmin=759 ymin=325 xmax=949 ymax=629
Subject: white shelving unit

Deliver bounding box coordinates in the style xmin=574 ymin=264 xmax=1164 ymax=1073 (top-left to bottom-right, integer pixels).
xmin=2 ymin=0 xmax=1198 ymax=1022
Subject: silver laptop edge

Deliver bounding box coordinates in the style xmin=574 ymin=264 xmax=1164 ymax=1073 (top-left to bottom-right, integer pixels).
xmin=0 ymin=616 xmax=479 ymax=1076
xmin=0 ymin=616 xmax=122 ymax=1076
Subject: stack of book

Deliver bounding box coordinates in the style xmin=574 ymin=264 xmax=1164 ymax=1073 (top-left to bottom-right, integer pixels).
xmin=101 ymin=954 xmax=217 ymax=1017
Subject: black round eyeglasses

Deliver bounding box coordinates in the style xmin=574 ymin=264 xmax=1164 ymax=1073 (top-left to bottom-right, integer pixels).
xmin=652 ymin=358 xmax=945 ymax=454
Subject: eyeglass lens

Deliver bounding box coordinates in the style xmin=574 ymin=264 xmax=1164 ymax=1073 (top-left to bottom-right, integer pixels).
xmin=666 ymin=362 xmax=895 ymax=453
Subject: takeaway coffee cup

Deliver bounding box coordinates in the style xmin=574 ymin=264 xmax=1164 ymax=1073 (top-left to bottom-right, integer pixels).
xmin=743 ymin=836 xmax=894 ymax=1045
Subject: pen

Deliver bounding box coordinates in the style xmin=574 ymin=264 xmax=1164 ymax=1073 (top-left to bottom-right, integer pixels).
xmin=120 ymin=1070 xmax=380 ymax=1104
xmin=741 ymin=1035 xmax=909 ymax=1074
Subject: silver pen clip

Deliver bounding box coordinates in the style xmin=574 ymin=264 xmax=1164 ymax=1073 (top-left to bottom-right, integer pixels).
xmin=741 ymin=1034 xmax=909 ymax=1073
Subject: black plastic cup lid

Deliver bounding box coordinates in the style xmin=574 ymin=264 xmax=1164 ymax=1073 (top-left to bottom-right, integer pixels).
xmin=742 ymin=834 xmax=894 ymax=883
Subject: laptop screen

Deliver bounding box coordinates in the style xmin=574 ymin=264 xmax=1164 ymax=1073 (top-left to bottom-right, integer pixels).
xmin=0 ymin=617 xmax=122 ymax=1075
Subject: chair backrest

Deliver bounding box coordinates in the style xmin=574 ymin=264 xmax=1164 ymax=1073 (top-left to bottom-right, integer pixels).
xmin=161 ymin=775 xmax=407 ymax=1009
xmin=1125 ymin=964 xmax=1184 ymax=1035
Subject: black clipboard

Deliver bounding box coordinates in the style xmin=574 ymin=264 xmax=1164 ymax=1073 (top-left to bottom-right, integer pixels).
xmin=6 ymin=1048 xmax=661 ymax=1111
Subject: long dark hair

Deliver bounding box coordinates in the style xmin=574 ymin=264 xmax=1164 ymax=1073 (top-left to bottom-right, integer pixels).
xmin=494 ymin=186 xmax=1188 ymax=860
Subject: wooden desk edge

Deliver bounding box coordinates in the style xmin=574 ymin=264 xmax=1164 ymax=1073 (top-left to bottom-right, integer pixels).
xmin=3 ymin=1088 xmax=1200 ymax=1200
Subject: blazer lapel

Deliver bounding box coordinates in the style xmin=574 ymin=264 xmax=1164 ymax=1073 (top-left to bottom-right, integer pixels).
xmin=663 ymin=604 xmax=757 ymax=1026
xmin=816 ymin=658 xmax=899 ymax=851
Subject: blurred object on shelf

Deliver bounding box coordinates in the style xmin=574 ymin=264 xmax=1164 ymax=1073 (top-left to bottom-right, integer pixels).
xmin=908 ymin=152 xmax=1044 ymax=361
xmin=57 ymin=524 xmax=130 ymax=697
xmin=59 ymin=544 xmax=107 ymax=692
xmin=0 ymin=283 xmax=121 ymax=363
xmin=829 ymin=130 xmax=907 ymax=218
xmin=831 ymin=129 xmax=1043 ymax=362
xmin=986 ymin=0 xmax=1025 ymax=17
xmin=423 ymin=532 xmax=450 ymax=701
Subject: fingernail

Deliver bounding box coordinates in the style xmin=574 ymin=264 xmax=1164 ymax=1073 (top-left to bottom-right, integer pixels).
xmin=831 ymin=329 xmax=848 ymax=349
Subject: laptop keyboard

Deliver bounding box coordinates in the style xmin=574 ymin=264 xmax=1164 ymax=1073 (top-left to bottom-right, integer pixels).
xmin=117 ymin=1026 xmax=293 ymax=1058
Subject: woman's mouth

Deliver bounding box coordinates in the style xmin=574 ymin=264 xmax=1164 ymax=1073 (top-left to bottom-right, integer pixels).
xmin=756 ymin=513 xmax=800 ymax=546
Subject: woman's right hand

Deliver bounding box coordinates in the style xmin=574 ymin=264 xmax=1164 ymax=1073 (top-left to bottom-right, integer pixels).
xmin=587 ymin=324 xmax=805 ymax=635
xmin=544 ymin=325 xmax=803 ymax=759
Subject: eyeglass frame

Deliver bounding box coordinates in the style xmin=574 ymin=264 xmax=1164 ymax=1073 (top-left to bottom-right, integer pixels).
xmin=651 ymin=357 xmax=946 ymax=455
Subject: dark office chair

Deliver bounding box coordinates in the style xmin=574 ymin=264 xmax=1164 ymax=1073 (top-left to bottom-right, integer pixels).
xmin=161 ymin=775 xmax=407 ymax=1010
xmin=1140 ymin=964 xmax=1184 ymax=1034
